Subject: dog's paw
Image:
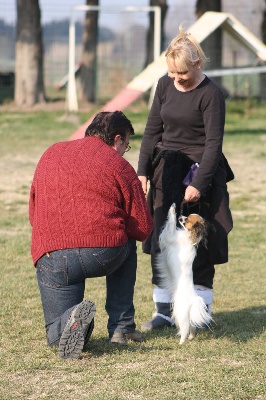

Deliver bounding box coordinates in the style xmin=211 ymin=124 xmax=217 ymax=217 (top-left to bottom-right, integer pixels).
xmin=188 ymin=326 xmax=196 ymax=341
xmin=169 ymin=203 xmax=176 ymax=214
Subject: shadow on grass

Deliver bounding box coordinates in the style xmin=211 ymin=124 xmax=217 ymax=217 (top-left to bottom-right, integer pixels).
xmin=128 ymin=133 xmax=143 ymax=142
xmin=135 ymin=307 xmax=265 ymax=344
xmin=131 ymin=129 xmax=266 ymax=144
xmin=211 ymin=306 xmax=266 ymax=342
xmin=81 ymin=327 xmax=176 ymax=358
xmin=82 ymin=337 xmax=157 ymax=359
xmin=80 ymin=306 xmax=265 ymax=358
xmin=226 ymin=128 xmax=266 ymax=135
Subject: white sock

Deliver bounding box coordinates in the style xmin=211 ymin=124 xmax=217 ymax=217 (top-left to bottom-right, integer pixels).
xmin=152 ymin=286 xmax=173 ymax=303
xmin=194 ymin=285 xmax=213 ymax=315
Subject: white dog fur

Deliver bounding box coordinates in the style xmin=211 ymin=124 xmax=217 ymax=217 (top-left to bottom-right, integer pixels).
xmin=157 ymin=203 xmax=212 ymax=344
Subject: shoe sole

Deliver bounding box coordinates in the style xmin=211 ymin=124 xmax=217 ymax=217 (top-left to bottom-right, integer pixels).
xmin=59 ymin=300 xmax=96 ymax=359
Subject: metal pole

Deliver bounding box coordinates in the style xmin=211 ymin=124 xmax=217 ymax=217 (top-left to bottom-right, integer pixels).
xmin=153 ymin=6 xmax=161 ymax=60
xmin=148 ymin=7 xmax=161 ymax=108
xmin=67 ymin=5 xmax=162 ymax=112
xmin=67 ymin=11 xmax=78 ymax=112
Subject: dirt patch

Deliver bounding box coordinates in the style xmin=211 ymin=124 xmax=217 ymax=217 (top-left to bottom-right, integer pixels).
xmin=0 ymin=99 xmax=94 ymax=113
xmin=224 ymin=139 xmax=266 ymax=216
xmin=1 ymin=102 xmax=266 ymax=220
xmin=1 ymin=142 xmax=265 ymax=220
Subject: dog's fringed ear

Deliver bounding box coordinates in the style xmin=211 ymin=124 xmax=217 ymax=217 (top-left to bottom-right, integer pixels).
xmin=194 ymin=220 xmax=210 ymax=248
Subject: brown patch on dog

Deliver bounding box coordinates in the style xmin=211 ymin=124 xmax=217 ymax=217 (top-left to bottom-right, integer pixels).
xmin=179 ymin=214 xmax=209 ymax=247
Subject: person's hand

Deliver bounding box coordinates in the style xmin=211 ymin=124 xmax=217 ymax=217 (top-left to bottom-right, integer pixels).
xmin=138 ymin=176 xmax=147 ymax=196
xmin=183 ymin=185 xmax=201 ymax=203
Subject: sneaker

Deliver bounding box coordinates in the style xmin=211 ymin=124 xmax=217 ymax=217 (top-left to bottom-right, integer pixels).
xmin=59 ymin=300 xmax=96 ymax=359
xmin=109 ymin=330 xmax=143 ymax=345
xmin=141 ymin=314 xmax=174 ymax=332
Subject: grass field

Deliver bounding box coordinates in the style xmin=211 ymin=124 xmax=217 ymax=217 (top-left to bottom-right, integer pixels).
xmin=0 ymin=100 xmax=265 ymax=399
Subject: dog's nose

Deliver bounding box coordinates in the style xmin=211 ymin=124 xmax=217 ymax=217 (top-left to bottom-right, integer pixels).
xmin=178 ymin=215 xmax=187 ymax=224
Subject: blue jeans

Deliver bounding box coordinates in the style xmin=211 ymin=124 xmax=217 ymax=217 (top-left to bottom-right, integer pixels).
xmin=36 ymin=239 xmax=137 ymax=346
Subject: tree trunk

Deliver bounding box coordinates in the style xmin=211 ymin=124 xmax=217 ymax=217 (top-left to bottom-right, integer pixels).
xmin=15 ymin=0 xmax=45 ymax=106
xmin=144 ymin=0 xmax=168 ymax=68
xmin=260 ymin=0 xmax=266 ymax=99
xmin=78 ymin=0 xmax=99 ymax=103
xmin=196 ymin=0 xmax=222 ymax=87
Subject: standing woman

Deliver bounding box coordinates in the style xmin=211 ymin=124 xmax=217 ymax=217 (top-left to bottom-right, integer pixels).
xmin=137 ymin=26 xmax=234 ymax=331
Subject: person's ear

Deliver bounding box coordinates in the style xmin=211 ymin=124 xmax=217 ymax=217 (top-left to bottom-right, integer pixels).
xmin=112 ymin=134 xmax=121 ymax=151
xmin=114 ymin=134 xmax=121 ymax=144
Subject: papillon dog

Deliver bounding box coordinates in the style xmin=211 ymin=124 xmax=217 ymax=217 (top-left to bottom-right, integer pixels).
xmin=157 ymin=203 xmax=212 ymax=344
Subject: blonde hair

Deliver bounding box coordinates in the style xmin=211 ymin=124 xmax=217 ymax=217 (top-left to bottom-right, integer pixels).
xmin=165 ymin=25 xmax=209 ymax=71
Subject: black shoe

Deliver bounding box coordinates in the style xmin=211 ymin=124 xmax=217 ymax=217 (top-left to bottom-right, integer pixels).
xmin=59 ymin=300 xmax=96 ymax=359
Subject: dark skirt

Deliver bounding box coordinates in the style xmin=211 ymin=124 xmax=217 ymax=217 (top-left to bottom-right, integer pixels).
xmin=143 ymin=150 xmax=233 ymax=289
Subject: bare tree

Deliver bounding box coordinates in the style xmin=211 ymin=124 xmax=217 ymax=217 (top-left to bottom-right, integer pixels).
xmin=15 ymin=0 xmax=45 ymax=106
xmin=261 ymin=0 xmax=266 ymax=99
xmin=78 ymin=0 xmax=99 ymax=103
xmin=196 ymin=0 xmax=222 ymax=87
xmin=144 ymin=0 xmax=168 ymax=68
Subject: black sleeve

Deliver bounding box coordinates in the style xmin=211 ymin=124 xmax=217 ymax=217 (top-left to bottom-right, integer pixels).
xmin=137 ymin=78 xmax=165 ymax=178
xmin=190 ymin=84 xmax=225 ymax=194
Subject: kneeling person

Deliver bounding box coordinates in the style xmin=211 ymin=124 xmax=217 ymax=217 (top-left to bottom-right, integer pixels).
xmin=29 ymin=111 xmax=153 ymax=359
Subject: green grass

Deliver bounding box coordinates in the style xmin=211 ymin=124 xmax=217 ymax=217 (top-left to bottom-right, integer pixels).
xmin=0 ymin=100 xmax=265 ymax=399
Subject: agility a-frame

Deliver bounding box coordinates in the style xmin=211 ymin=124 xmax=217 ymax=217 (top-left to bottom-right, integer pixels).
xmin=70 ymin=11 xmax=266 ymax=140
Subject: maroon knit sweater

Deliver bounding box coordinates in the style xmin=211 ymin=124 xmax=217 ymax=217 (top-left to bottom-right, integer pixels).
xmin=29 ymin=136 xmax=153 ymax=265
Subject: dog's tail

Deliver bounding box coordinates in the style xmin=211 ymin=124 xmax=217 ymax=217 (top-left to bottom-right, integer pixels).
xmin=190 ymin=296 xmax=212 ymax=328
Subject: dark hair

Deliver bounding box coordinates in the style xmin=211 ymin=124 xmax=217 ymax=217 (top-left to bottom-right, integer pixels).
xmin=85 ymin=111 xmax=134 ymax=146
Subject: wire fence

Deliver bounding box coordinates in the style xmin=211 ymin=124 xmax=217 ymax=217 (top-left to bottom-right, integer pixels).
xmin=0 ymin=0 xmax=265 ymax=103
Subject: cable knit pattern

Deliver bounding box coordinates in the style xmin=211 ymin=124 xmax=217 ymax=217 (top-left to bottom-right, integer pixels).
xmin=29 ymin=136 xmax=153 ymax=264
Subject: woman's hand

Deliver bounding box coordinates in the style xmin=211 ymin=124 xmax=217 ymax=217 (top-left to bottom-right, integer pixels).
xmin=138 ymin=176 xmax=148 ymax=196
xmin=183 ymin=185 xmax=201 ymax=203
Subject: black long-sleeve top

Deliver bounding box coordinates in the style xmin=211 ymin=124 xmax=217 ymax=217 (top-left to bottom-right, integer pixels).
xmin=137 ymin=75 xmax=226 ymax=195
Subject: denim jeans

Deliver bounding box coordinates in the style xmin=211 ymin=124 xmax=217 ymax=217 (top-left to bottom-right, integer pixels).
xmin=36 ymin=239 xmax=137 ymax=346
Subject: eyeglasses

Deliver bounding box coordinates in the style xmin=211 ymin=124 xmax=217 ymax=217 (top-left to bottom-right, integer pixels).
xmin=121 ymin=139 xmax=131 ymax=152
